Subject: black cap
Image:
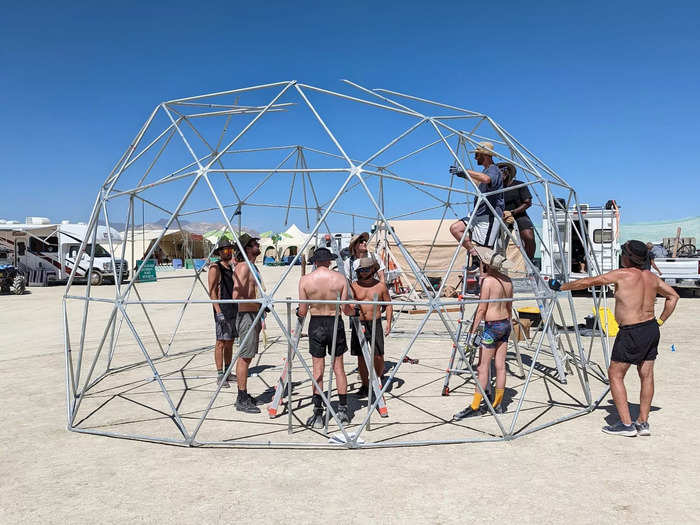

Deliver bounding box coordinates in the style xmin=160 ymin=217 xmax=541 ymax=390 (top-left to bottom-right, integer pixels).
xmin=309 ymin=247 xmax=337 ymax=263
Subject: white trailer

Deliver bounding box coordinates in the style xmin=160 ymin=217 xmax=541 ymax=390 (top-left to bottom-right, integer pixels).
xmin=0 ymin=217 xmax=128 ymax=286
xmin=540 ymin=204 xmax=620 ymax=281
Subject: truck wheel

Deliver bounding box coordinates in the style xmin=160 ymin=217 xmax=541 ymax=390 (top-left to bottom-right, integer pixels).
xmin=90 ymin=271 xmax=103 ymax=286
xmin=11 ymin=275 xmax=26 ymax=295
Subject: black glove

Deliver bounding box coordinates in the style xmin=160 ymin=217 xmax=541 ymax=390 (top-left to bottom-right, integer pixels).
xmin=449 ymin=165 xmax=466 ymax=178
xmin=215 ymin=312 xmax=225 ymax=322
xmin=548 ymin=278 xmax=562 ymax=292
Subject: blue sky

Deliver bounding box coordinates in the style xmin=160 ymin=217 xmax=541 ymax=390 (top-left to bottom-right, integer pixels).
xmin=2 ymin=1 xmax=699 ymax=231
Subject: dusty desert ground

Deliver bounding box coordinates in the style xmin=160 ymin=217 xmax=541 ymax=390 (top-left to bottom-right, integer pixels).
xmin=1 ymin=266 xmax=699 ymax=524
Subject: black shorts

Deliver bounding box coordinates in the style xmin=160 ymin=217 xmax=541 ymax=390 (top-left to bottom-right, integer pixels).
xmin=214 ymin=312 xmax=237 ymax=341
xmin=308 ymin=316 xmax=347 ymax=358
xmin=611 ymin=318 xmax=660 ymax=365
xmin=514 ymin=214 xmax=534 ymax=232
xmin=350 ymin=318 xmax=385 ymax=356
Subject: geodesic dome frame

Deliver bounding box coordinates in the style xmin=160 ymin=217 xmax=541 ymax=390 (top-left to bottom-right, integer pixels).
xmin=63 ymin=80 xmax=614 ymax=448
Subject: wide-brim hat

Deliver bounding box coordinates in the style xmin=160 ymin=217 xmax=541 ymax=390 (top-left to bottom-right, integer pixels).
xmin=621 ymin=240 xmax=649 ymax=268
xmin=235 ymin=232 xmax=260 ymax=254
xmin=468 ymin=141 xmax=497 ymax=157
xmin=309 ymin=247 xmax=337 ymax=263
xmin=472 ymin=245 xmax=513 ymax=276
xmin=349 ymin=232 xmax=369 ymax=254
xmin=356 ymin=255 xmax=379 ymax=276
xmin=497 ymin=162 xmax=517 ymax=183
xmin=213 ymin=238 xmax=235 ymax=256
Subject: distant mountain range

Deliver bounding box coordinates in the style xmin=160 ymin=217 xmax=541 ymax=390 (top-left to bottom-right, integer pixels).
xmin=99 ymin=218 xmax=259 ymax=236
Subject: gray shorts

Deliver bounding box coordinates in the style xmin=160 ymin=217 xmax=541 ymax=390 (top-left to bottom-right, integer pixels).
xmin=236 ymin=311 xmax=261 ymax=359
xmin=214 ymin=313 xmax=237 ymax=342
xmin=461 ymin=213 xmax=499 ymax=248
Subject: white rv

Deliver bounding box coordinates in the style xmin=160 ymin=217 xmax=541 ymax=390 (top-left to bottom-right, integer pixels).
xmin=540 ymin=204 xmax=621 ymax=280
xmin=0 ymin=217 xmax=128 ymax=286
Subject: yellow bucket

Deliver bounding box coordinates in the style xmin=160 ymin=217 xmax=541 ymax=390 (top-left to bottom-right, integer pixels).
xmin=595 ymin=307 xmax=619 ymax=337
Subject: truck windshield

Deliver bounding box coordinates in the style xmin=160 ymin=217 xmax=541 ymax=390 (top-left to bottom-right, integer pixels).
xmin=84 ymin=244 xmax=112 ymax=258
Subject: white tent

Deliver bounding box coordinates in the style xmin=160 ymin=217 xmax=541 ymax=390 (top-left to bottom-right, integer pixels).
xmin=260 ymin=224 xmax=314 ymax=263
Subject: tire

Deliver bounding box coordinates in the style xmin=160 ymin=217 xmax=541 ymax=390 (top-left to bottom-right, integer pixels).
xmin=11 ymin=274 xmax=25 ymax=295
xmin=677 ymin=243 xmax=696 ymax=257
xmin=90 ymin=271 xmax=103 ymax=286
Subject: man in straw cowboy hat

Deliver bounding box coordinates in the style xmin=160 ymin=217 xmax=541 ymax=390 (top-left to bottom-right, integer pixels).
xmin=549 ymin=240 xmax=679 ymax=437
xmin=448 ymin=141 xmax=510 ymax=272
xmin=454 ymin=258 xmax=513 ymax=420
xmin=208 ymin=237 xmax=238 ymax=389
xmin=232 ymin=232 xmax=263 ymax=414
xmin=350 ymin=256 xmax=393 ymax=399
xmin=343 ymin=231 xmax=385 ymax=283
xmin=298 ymin=247 xmax=354 ymax=428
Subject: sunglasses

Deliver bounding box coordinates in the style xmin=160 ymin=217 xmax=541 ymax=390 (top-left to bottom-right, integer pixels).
xmin=357 ymin=267 xmax=373 ymax=273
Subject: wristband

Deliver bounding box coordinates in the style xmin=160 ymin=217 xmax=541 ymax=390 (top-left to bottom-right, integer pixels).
xmin=657 ymin=318 xmax=664 ymax=326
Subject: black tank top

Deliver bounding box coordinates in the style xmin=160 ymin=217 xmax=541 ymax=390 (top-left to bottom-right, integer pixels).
xmin=215 ymin=261 xmax=236 ymax=318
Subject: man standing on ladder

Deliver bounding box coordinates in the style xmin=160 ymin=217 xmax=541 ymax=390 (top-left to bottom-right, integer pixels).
xmin=350 ymin=257 xmax=393 ymax=399
xmin=298 ymin=247 xmax=354 ymax=428
xmin=500 ymin=162 xmax=536 ymax=260
xmin=232 ymin=233 xmax=263 ymax=414
xmin=449 ymin=141 xmax=509 ymax=271
xmin=454 ymin=260 xmax=513 ymax=420
xmin=549 ymin=240 xmax=679 ymax=436
xmin=208 ymin=238 xmax=237 ymax=389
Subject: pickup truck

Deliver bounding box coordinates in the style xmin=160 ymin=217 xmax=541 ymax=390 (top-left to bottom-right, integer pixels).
xmin=654 ymin=257 xmax=700 ymax=290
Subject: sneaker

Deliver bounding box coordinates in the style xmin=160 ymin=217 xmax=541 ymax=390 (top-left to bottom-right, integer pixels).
xmin=336 ymin=405 xmax=350 ymax=425
xmin=453 ymin=405 xmax=484 ymax=421
xmin=217 ymin=373 xmax=230 ymax=389
xmin=306 ymin=410 xmax=324 ymax=429
xmin=355 ymin=384 xmax=369 ymax=398
xmin=235 ymin=394 xmax=261 ymax=414
xmin=602 ymin=421 xmax=637 ymax=437
xmin=635 ymin=420 xmax=651 ymax=436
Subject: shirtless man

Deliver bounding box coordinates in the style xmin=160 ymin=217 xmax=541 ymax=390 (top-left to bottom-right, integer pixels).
xmin=232 ymin=233 xmax=262 ymax=414
xmin=454 ymin=263 xmax=513 ymax=420
xmin=350 ymin=257 xmax=393 ymax=398
xmin=550 ymin=240 xmax=679 ymax=436
xmin=298 ymin=247 xmax=354 ymax=428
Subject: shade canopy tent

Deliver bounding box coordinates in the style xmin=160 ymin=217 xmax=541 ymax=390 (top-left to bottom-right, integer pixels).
xmin=259 ymin=224 xmax=313 ymax=263
xmin=105 ymin=229 xmax=210 ymax=263
xmin=372 ymin=219 xmax=463 ymax=291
